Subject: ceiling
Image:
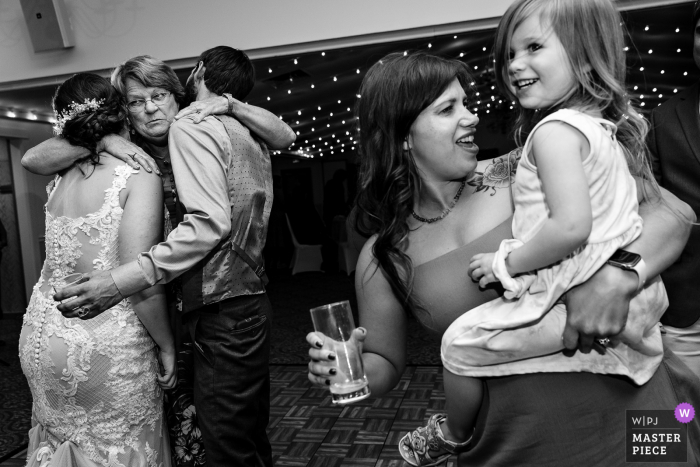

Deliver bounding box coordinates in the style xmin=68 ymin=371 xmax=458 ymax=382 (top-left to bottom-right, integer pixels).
xmin=0 ymin=2 xmax=698 ymax=161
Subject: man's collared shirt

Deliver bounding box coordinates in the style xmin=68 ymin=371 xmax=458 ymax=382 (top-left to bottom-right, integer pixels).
xmin=112 ymin=115 xmax=232 ymax=294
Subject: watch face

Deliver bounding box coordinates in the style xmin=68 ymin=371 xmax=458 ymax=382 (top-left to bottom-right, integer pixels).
xmin=609 ymin=249 xmax=641 ymax=267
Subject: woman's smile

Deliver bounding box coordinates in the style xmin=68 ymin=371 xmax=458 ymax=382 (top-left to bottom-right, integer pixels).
xmin=456 ymin=132 xmax=478 ymax=154
xmin=409 ymin=78 xmax=480 ymax=182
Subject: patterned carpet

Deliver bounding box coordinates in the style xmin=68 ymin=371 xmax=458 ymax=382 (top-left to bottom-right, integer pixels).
xmin=2 ymin=366 xmax=456 ymax=467
xmin=0 ymin=270 xmax=441 ymax=463
xmin=267 ymin=365 xmax=455 ymax=467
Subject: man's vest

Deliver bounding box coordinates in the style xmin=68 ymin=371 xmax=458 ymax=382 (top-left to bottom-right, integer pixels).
xmin=179 ymin=114 xmax=273 ymax=314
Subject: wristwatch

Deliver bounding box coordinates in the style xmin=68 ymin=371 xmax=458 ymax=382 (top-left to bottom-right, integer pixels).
xmin=606 ymin=249 xmax=647 ymax=293
xmin=222 ymin=93 xmax=235 ymax=115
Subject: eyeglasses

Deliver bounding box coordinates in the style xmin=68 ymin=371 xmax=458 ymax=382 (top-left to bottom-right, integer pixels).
xmin=127 ymin=91 xmax=172 ymax=112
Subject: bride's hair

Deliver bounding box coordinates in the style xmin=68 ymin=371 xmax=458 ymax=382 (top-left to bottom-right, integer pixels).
xmin=52 ymin=73 xmax=127 ymax=163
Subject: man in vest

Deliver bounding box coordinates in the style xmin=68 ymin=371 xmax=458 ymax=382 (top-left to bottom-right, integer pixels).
xmin=59 ymin=46 xmax=280 ymax=466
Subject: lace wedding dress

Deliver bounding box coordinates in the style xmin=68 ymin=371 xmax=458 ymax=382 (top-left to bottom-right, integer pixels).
xmin=19 ymin=165 xmax=171 ymax=467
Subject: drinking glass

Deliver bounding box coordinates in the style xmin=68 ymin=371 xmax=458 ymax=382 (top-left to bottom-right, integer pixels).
xmin=50 ymin=272 xmax=85 ymax=304
xmin=310 ymin=300 xmax=370 ymax=404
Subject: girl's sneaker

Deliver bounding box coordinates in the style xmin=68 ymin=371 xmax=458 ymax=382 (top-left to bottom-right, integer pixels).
xmin=398 ymin=413 xmax=472 ymax=466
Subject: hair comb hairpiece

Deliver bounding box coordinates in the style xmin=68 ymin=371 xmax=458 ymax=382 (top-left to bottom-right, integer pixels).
xmin=53 ymin=98 xmax=105 ymax=136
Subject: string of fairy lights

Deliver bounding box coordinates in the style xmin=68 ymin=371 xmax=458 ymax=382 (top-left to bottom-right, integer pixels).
xmin=248 ymin=4 xmax=699 ymax=161
xmin=1 ymin=3 xmax=698 ymax=158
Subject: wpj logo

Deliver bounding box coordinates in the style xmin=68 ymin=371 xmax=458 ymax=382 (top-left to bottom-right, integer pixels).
xmin=626 ymin=403 xmax=694 ymax=463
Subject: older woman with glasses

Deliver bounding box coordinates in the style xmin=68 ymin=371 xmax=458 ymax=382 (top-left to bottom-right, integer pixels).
xmin=23 ymin=55 xmax=293 ymax=176
xmin=23 ymin=54 xmax=294 ymax=467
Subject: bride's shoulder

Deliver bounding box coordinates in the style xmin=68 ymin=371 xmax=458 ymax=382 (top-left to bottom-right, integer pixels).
xmin=469 ymin=148 xmax=521 ymax=196
xmin=95 ymin=154 xmax=159 ymax=193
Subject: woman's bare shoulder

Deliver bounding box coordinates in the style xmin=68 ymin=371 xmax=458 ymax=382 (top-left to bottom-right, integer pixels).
xmin=358 ymin=234 xmax=379 ymax=268
xmin=469 ymin=148 xmax=521 ymax=196
xmin=356 ymin=234 xmax=389 ymax=284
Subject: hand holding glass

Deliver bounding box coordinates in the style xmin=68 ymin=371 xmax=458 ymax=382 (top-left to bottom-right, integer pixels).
xmin=51 ymin=272 xmax=87 ymax=304
xmin=310 ymin=300 xmax=370 ymax=404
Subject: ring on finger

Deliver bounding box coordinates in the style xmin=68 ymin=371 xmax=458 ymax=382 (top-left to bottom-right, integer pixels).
xmin=77 ymin=306 xmax=90 ymax=318
xmin=596 ymin=337 xmax=610 ymax=346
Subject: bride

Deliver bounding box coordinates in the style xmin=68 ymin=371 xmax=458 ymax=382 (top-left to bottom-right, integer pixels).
xmin=19 ymin=73 xmax=176 ymax=466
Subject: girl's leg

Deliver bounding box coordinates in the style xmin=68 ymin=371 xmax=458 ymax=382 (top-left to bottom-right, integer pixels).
xmin=399 ymin=368 xmax=481 ymax=465
xmin=441 ymin=369 xmax=482 ymax=443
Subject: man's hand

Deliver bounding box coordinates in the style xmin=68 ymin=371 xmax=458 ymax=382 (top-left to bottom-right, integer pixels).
xmin=175 ymin=96 xmax=228 ymax=124
xmin=100 ymin=134 xmax=160 ymax=175
xmin=469 ymin=252 xmax=498 ymax=288
xmin=562 ymin=264 xmax=638 ymax=353
xmin=53 ymin=270 xmax=124 ymax=319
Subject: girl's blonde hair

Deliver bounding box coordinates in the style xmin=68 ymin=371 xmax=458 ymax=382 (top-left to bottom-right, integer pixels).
xmin=494 ymin=0 xmax=659 ymax=199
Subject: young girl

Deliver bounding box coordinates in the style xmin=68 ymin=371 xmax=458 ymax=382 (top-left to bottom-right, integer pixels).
xmin=399 ymin=0 xmax=668 ymax=465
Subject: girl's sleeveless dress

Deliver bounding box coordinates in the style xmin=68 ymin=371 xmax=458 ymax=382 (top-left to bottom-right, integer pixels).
xmin=18 ymin=165 xmax=171 ymax=467
xmin=441 ymin=109 xmax=667 ymax=385
xmin=410 ymin=217 xmax=699 ymax=466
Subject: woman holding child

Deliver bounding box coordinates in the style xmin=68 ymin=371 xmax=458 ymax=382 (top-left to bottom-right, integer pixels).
xmin=307 ymin=2 xmax=700 ymax=463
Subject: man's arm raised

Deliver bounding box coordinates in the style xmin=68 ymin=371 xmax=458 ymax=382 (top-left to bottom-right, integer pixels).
xmin=175 ymin=95 xmax=296 ymax=149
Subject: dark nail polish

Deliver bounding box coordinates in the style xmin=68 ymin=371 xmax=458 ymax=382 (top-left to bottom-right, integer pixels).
xmin=325 ymin=379 xmax=331 ymax=386
xmin=328 ymin=353 xmax=336 ymax=360
xmin=329 ymin=368 xmax=336 ymax=375
xmin=315 ymin=341 xmax=323 ymax=348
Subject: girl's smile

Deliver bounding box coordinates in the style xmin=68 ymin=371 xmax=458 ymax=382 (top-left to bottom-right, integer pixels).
xmin=508 ymin=13 xmax=577 ymax=110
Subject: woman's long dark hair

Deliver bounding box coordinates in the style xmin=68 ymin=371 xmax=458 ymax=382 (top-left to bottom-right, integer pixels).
xmin=354 ymin=51 xmax=473 ymax=313
xmin=53 ymin=73 xmax=127 ymax=164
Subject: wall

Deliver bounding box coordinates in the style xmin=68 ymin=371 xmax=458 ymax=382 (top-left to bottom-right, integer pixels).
xmin=0 ymin=119 xmax=54 ymax=302
xmin=0 ymin=0 xmax=517 ymax=85
xmin=0 ymin=0 xmax=688 ymax=87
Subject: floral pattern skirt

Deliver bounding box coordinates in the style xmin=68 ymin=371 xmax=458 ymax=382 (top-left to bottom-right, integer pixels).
xmin=166 ymin=339 xmax=206 ymax=466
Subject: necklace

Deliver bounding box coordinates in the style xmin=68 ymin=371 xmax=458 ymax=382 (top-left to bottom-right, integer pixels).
xmin=411 ymin=179 xmax=466 ymax=224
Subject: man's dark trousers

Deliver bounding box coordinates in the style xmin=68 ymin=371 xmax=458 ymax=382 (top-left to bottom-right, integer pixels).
xmin=188 ymin=293 xmax=273 ymax=466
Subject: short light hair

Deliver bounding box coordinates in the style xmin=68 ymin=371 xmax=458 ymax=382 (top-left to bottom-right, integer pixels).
xmin=110 ymin=55 xmax=185 ymax=106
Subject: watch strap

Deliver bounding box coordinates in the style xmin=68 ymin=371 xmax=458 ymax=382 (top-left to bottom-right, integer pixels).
xmin=223 ymin=93 xmax=234 ymax=115
xmin=607 ymin=249 xmax=647 ymax=293
xmin=631 ymin=257 xmax=647 ymax=293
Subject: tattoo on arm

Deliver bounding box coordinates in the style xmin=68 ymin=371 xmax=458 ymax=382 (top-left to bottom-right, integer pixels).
xmin=466 ymin=148 xmax=521 ymax=195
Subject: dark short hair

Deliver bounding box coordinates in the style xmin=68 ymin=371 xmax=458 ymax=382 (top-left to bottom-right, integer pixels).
xmin=197 ymin=46 xmax=255 ymax=100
